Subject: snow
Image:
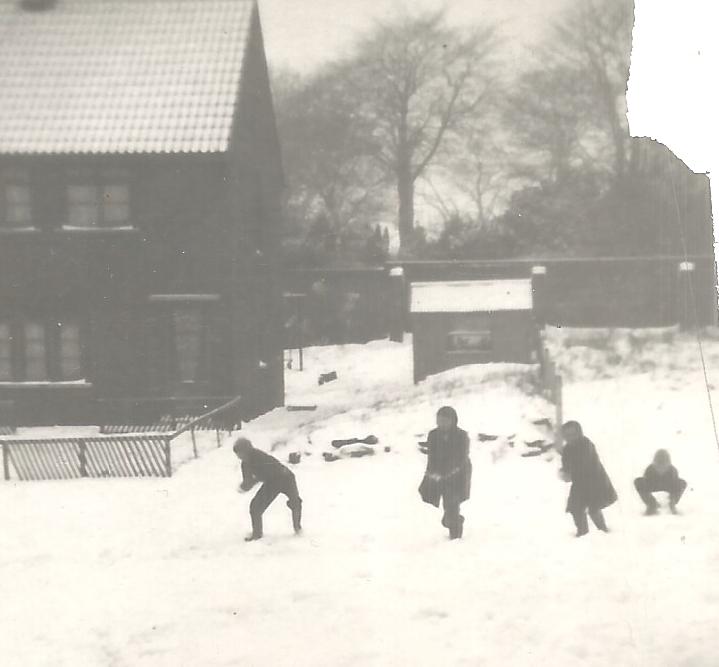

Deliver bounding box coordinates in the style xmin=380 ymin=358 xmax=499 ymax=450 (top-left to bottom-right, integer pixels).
xmin=1 ymin=334 xmax=719 ymax=665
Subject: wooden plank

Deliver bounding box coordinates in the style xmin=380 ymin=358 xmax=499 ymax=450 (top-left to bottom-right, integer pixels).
xmin=25 ymin=442 xmax=53 ymax=481
xmin=8 ymin=442 xmax=29 ymax=481
xmin=2 ymin=442 xmax=10 ymax=480
xmin=141 ymin=437 xmax=166 ymax=476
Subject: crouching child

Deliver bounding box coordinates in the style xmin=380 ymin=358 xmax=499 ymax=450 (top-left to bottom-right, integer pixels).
xmin=233 ymin=437 xmax=303 ymax=541
xmin=559 ymin=421 xmax=617 ymax=537
xmin=634 ymin=449 xmax=687 ymax=515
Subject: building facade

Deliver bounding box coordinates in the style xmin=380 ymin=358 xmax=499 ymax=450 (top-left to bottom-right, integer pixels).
xmin=0 ymin=0 xmax=285 ymax=424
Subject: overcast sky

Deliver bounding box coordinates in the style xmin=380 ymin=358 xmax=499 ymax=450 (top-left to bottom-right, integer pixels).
xmin=259 ymin=0 xmax=571 ymax=74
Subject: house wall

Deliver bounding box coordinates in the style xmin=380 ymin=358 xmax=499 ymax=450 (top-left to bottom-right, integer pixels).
xmin=412 ymin=311 xmax=536 ymax=383
xmin=0 ymin=151 xmax=273 ymax=423
xmin=223 ymin=3 xmax=285 ymax=415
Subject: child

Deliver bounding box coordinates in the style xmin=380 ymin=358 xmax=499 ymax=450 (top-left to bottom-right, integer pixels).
xmin=418 ymin=406 xmax=472 ymax=540
xmin=233 ymin=437 xmax=303 ymax=541
xmin=634 ymin=449 xmax=687 ymax=515
xmin=559 ymin=421 xmax=617 ymax=537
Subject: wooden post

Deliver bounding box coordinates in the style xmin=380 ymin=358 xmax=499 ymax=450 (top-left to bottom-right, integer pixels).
xmin=297 ymin=296 xmax=304 ymax=371
xmin=216 ymin=428 xmax=222 ymax=448
xmin=164 ymin=437 xmax=172 ymax=477
xmin=554 ymin=374 xmax=564 ymax=448
xmin=678 ymin=261 xmax=695 ymax=330
xmin=388 ymin=267 xmax=405 ymax=342
xmin=78 ymin=440 xmax=88 ymax=477
xmin=531 ymin=265 xmax=547 ymax=327
xmin=2 ymin=442 xmax=9 ymax=481
xmin=191 ymin=427 xmax=198 ymax=459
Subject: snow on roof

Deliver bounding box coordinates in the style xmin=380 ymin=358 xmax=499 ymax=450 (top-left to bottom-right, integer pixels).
xmin=0 ymin=0 xmax=255 ymax=155
xmin=410 ymin=279 xmax=533 ymax=314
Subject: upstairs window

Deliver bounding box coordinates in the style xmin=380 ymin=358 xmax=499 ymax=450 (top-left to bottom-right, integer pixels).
xmin=0 ymin=167 xmax=33 ymax=228
xmin=66 ymin=168 xmax=131 ymax=228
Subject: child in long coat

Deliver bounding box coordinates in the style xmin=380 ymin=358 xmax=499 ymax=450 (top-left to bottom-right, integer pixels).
xmin=419 ymin=406 xmax=472 ymax=540
xmin=559 ymin=421 xmax=617 ymax=537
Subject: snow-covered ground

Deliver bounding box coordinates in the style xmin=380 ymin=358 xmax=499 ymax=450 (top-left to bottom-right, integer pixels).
xmin=2 ymin=331 xmax=719 ymax=666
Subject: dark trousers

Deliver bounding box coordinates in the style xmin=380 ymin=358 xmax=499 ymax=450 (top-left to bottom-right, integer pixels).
xmin=440 ymin=496 xmax=464 ymax=539
xmin=571 ymin=507 xmax=607 ymax=535
xmin=634 ymin=476 xmax=687 ymax=508
xmin=249 ymin=477 xmax=302 ymax=538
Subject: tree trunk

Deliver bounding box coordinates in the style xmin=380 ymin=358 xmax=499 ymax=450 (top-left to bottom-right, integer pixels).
xmin=397 ymin=171 xmax=415 ymax=251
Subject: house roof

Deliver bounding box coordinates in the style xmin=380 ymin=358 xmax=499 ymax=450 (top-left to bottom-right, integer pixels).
xmin=410 ymin=280 xmax=534 ymax=314
xmin=0 ymin=0 xmax=255 ymax=155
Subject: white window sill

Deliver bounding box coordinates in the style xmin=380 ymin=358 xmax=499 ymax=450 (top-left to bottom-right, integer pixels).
xmin=0 ymin=380 xmax=92 ymax=387
xmin=59 ymin=226 xmax=135 ymax=232
xmin=0 ymin=226 xmax=39 ymax=234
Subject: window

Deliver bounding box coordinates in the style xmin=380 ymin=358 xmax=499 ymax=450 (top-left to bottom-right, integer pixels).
xmin=1 ymin=168 xmax=32 ymax=228
xmin=0 ymin=318 xmax=86 ymax=383
xmin=0 ymin=324 xmax=12 ymax=381
xmin=24 ymin=322 xmax=47 ymax=381
xmin=447 ymin=314 xmax=493 ymax=354
xmin=173 ymin=307 xmax=206 ymax=383
xmin=58 ymin=322 xmax=83 ymax=381
xmin=66 ymin=169 xmax=131 ymax=228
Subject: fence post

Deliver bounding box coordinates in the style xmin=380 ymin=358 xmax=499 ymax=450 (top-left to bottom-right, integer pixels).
xmin=531 ymin=265 xmax=547 ymax=327
xmin=78 ymin=440 xmax=88 ymax=477
xmin=191 ymin=427 xmax=198 ymax=458
xmin=216 ymin=428 xmax=222 ymax=448
xmin=678 ymin=261 xmax=695 ymax=330
xmin=164 ymin=437 xmax=172 ymax=477
xmin=2 ymin=442 xmax=9 ymax=481
xmin=388 ymin=267 xmax=405 ymax=343
xmin=554 ymin=374 xmax=563 ymax=447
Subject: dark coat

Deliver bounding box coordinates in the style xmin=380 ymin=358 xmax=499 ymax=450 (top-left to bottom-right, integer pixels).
xmin=419 ymin=427 xmax=472 ymax=507
xmin=643 ymin=463 xmax=680 ymax=488
xmin=561 ymin=436 xmax=617 ymax=513
xmin=240 ymin=448 xmax=295 ymax=492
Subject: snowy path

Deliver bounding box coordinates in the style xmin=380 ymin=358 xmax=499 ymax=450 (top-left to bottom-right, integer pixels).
xmin=1 ymin=337 xmax=718 ymax=666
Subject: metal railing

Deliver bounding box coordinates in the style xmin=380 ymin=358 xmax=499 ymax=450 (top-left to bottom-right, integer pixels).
xmin=0 ymin=395 xmax=243 ymax=481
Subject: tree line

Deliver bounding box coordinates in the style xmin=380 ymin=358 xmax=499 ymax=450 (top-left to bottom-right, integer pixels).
xmin=273 ymin=0 xmax=711 ymax=267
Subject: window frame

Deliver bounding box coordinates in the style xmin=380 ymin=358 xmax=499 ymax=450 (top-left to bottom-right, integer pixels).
xmin=0 ymin=315 xmax=89 ymax=384
xmin=446 ymin=313 xmax=494 ymax=355
xmin=0 ymin=166 xmax=35 ymax=230
xmin=63 ymin=167 xmax=133 ymax=230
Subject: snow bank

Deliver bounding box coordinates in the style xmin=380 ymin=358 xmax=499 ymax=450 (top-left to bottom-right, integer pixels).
xmin=1 ymin=335 xmax=719 ymax=666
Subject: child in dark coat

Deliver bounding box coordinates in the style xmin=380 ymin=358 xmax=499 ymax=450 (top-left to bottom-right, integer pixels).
xmin=634 ymin=449 xmax=687 ymax=515
xmin=418 ymin=406 xmax=472 ymax=540
xmin=233 ymin=437 xmax=303 ymax=541
xmin=559 ymin=421 xmax=617 ymax=537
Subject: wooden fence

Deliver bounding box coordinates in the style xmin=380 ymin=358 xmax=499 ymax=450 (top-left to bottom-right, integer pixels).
xmin=536 ymin=334 xmax=564 ymax=447
xmin=0 ymin=396 xmax=242 ymax=482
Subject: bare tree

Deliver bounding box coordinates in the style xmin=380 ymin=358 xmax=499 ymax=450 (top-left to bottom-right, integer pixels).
xmin=273 ymin=64 xmax=388 ymax=245
xmin=506 ymin=0 xmax=633 ymax=189
xmin=348 ymin=9 xmax=499 ymax=251
xmin=551 ymin=0 xmax=634 ymax=182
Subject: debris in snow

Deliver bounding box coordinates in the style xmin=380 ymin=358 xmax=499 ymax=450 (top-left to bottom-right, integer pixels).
xmin=322 ymin=452 xmax=340 ymax=462
xmin=318 ymin=371 xmax=338 ymax=386
xmin=286 ymin=405 xmax=318 ymax=412
xmin=331 ymin=435 xmax=378 ymax=449
xmin=478 ymin=433 xmax=499 ymax=442
xmin=288 ymin=452 xmax=301 ymax=465
xmin=337 ymin=443 xmax=375 ymax=458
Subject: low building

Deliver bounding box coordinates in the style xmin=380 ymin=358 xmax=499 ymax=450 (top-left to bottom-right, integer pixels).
xmin=409 ymin=279 xmax=537 ymax=383
xmin=0 ymin=0 xmax=284 ymax=424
